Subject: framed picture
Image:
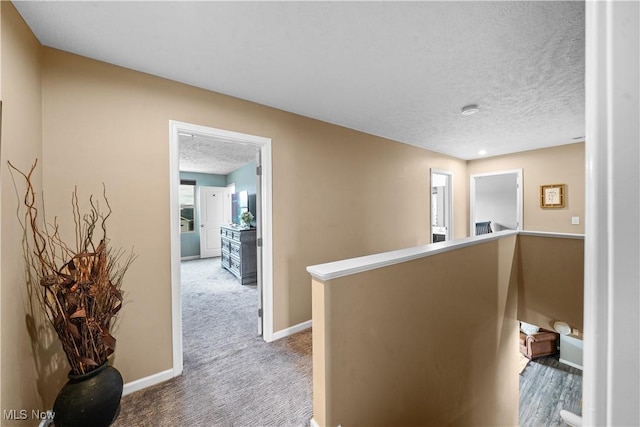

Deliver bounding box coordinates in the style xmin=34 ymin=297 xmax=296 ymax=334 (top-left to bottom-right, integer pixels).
xmin=540 ymin=184 xmax=565 ymax=208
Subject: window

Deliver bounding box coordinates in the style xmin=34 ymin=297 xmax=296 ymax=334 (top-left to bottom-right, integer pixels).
xmin=180 ymin=180 xmax=196 ymax=233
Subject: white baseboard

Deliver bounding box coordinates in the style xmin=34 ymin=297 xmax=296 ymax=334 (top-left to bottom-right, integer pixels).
xmin=181 ymin=255 xmax=200 ymax=261
xmin=269 ymin=319 xmax=312 ymax=342
xmin=122 ymin=368 xmax=174 ymax=396
xmin=559 ymin=358 xmax=584 ymax=371
xmin=310 ymin=418 xmax=320 ymax=427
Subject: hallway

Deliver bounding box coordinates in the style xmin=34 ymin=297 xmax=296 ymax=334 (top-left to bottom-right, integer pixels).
xmin=113 ymin=258 xmax=312 ymax=426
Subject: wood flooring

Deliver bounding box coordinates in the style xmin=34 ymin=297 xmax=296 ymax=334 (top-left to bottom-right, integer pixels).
xmin=519 ymin=355 xmax=583 ymax=427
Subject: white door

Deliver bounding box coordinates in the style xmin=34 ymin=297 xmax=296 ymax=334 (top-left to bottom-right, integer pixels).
xmin=199 ymin=186 xmax=230 ymax=258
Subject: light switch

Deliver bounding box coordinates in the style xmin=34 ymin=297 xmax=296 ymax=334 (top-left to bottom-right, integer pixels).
xmin=571 ymin=216 xmax=580 ymax=225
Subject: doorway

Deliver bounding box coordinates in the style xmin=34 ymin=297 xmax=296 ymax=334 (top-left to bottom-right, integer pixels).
xmin=469 ymin=169 xmax=522 ymax=236
xmin=430 ymin=169 xmax=454 ymax=243
xmin=169 ymin=120 xmax=274 ymax=377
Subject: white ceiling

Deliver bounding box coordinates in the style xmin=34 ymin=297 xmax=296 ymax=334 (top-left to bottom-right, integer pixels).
xmin=14 ymin=1 xmax=585 ymax=164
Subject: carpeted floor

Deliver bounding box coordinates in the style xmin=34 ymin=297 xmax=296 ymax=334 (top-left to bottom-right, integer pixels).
xmin=112 ymin=257 xmax=313 ymax=427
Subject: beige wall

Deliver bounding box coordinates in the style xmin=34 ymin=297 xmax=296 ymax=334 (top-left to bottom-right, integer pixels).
xmin=313 ymin=237 xmax=520 ymax=426
xmin=38 ymin=48 xmax=468 ymax=386
xmin=311 ymin=233 xmax=583 ymax=426
xmin=0 ymin=3 xmax=55 ymax=425
xmin=468 ymin=143 xmax=585 ymax=234
xmin=518 ymin=235 xmax=584 ymax=333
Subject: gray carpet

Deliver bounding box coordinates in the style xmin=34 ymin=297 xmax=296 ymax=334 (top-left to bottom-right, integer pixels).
xmin=112 ymin=257 xmax=313 ymax=427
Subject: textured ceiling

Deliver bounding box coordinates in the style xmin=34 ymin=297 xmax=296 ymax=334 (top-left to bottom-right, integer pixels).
xmin=179 ymin=134 xmax=258 ymax=175
xmin=13 ymin=1 xmax=585 ymax=161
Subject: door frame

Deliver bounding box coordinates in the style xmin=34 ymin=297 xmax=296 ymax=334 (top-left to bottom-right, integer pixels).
xmin=429 ymin=168 xmax=454 ymax=242
xmin=469 ymin=169 xmax=523 ymax=236
xmin=584 ymin=1 xmax=640 ymax=424
xmin=169 ymin=120 xmax=274 ymax=377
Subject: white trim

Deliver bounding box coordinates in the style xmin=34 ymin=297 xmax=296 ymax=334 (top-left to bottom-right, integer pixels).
xmin=310 ymin=418 xmax=320 ymax=427
xmin=307 ymin=230 xmax=584 ymax=281
xmin=430 ymin=168 xmax=454 ymax=242
xmin=308 ymin=230 xmax=518 ymax=281
xmin=560 ymin=410 xmax=583 ymax=427
xmin=259 ymin=135 xmax=275 ymax=343
xmin=169 ymin=121 xmax=275 ymax=378
xmin=269 ymin=320 xmax=313 ymax=342
xmin=180 ymin=255 xmax=200 ymax=261
xmin=584 ymin=2 xmax=640 ymax=425
xmin=122 ymin=368 xmax=174 ymax=396
xmin=469 ymin=169 xmax=523 ymax=236
xmin=584 ymin=2 xmax=608 ymax=423
xmin=559 ymin=358 xmax=584 ymax=371
xmin=169 ymin=122 xmax=183 ymax=377
xmin=518 ymin=231 xmax=585 ymax=240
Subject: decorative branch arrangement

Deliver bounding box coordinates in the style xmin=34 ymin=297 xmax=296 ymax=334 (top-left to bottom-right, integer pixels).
xmin=9 ymin=160 xmax=135 ymax=375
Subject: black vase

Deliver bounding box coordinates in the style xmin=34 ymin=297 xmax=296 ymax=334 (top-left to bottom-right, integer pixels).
xmin=53 ymin=362 xmax=123 ymax=427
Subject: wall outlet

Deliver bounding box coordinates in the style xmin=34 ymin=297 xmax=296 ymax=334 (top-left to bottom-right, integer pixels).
xmin=571 ymin=216 xmax=580 ymax=225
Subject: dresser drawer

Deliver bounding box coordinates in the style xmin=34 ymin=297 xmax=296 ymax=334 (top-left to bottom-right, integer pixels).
xmin=221 ymin=252 xmax=231 ymax=269
xmin=230 ymin=242 xmax=241 ymax=257
xmin=221 ymin=238 xmax=230 ymax=252
xmin=229 ymin=257 xmax=241 ymax=276
xmin=220 ymin=228 xmax=241 ymax=241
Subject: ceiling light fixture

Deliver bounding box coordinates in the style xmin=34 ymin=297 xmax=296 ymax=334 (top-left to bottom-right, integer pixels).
xmin=478 ymin=149 xmax=487 ymax=156
xmin=461 ymin=104 xmax=479 ymax=116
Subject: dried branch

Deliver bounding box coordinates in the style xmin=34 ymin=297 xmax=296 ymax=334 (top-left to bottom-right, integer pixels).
xmin=7 ymin=159 xmax=136 ymax=375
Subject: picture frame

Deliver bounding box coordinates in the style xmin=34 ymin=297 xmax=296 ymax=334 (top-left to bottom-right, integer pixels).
xmin=540 ymin=184 xmax=565 ymax=208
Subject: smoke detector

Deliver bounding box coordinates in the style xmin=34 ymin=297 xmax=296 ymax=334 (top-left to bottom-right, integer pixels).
xmin=461 ymin=105 xmax=479 ymax=116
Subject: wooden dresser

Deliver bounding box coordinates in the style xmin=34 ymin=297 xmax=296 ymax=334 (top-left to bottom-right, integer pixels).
xmin=220 ymin=225 xmax=257 ymax=286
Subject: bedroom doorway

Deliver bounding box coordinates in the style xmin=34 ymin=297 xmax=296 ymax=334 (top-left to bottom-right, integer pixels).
xmin=469 ymin=169 xmax=523 ymax=236
xmin=169 ymin=120 xmax=274 ymax=377
xmin=430 ymin=169 xmax=453 ymax=242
